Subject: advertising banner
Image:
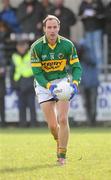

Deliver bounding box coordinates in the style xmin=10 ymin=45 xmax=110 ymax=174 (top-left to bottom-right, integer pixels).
xmin=5 ymin=79 xmax=111 ymax=122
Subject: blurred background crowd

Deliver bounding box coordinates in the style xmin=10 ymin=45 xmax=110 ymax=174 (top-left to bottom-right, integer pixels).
xmin=0 ymin=0 xmax=111 ymax=128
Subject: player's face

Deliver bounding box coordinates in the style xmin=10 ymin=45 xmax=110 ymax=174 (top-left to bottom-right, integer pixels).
xmin=44 ymin=19 xmax=60 ymax=43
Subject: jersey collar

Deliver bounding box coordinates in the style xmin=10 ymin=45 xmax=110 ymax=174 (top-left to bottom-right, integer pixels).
xmin=43 ymin=35 xmax=61 ymax=44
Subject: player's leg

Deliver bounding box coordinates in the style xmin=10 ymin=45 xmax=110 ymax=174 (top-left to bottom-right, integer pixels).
xmin=56 ymin=101 xmax=70 ymax=164
xmin=27 ymin=91 xmax=37 ymax=127
xmin=40 ymin=100 xmax=59 ymax=144
xmin=35 ymin=81 xmax=60 ymax=158
xmin=18 ymin=91 xmax=27 ymax=127
xmin=0 ymin=96 xmax=6 ymax=127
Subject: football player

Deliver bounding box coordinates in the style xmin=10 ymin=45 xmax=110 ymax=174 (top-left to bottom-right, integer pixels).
xmin=30 ymin=15 xmax=82 ymax=165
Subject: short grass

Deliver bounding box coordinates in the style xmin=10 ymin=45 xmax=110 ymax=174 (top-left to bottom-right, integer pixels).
xmin=0 ymin=127 xmax=111 ymax=180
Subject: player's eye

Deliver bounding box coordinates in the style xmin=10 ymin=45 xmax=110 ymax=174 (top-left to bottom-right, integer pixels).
xmin=53 ymin=26 xmax=57 ymax=29
xmin=47 ymin=26 xmax=51 ymax=29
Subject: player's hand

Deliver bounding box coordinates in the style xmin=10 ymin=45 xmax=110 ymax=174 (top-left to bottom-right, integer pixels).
xmin=70 ymin=83 xmax=78 ymax=100
xmin=49 ymin=84 xmax=58 ymax=99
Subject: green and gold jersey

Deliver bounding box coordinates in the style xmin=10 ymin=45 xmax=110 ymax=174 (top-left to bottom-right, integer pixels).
xmin=30 ymin=35 xmax=82 ymax=88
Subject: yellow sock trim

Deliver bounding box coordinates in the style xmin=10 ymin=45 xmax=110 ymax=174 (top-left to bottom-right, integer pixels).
xmin=59 ymin=147 xmax=67 ymax=154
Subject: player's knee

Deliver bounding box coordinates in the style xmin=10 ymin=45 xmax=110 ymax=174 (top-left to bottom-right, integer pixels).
xmin=49 ymin=124 xmax=57 ymax=133
xmin=59 ymin=116 xmax=67 ymax=126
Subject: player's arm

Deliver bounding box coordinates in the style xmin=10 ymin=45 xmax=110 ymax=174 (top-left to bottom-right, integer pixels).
xmin=67 ymin=42 xmax=82 ymax=99
xmin=30 ymin=46 xmax=51 ymax=89
xmin=68 ymin=43 xmax=82 ymax=86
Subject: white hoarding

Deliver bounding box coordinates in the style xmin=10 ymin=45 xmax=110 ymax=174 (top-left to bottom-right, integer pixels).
xmin=5 ymin=81 xmax=111 ymax=122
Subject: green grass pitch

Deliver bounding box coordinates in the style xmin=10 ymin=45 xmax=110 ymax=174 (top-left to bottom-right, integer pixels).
xmin=0 ymin=127 xmax=111 ymax=180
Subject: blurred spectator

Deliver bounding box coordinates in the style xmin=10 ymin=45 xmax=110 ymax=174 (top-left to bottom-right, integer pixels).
xmin=105 ymin=1 xmax=111 ymax=34
xmin=16 ymin=0 xmax=45 ymax=38
xmin=0 ymin=0 xmax=21 ymax=33
xmin=0 ymin=21 xmax=7 ymax=127
xmin=41 ymin=0 xmax=54 ymax=15
xmin=104 ymin=1 xmax=111 ymax=64
xmin=50 ymin=0 xmax=76 ymax=39
xmin=10 ymin=37 xmax=37 ymax=127
xmin=0 ymin=20 xmax=10 ymax=39
xmin=77 ymin=39 xmax=99 ymax=126
xmin=78 ymin=0 xmax=105 ymax=68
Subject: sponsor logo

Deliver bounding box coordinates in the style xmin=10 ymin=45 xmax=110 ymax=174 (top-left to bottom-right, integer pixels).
xmin=41 ymin=59 xmax=66 ymax=72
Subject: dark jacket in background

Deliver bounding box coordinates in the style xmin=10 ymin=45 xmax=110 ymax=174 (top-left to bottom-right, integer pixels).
xmin=42 ymin=1 xmax=54 ymax=15
xmin=0 ymin=43 xmax=6 ymax=97
xmin=16 ymin=1 xmax=45 ymax=37
xmin=0 ymin=6 xmax=21 ymax=33
xmin=77 ymin=39 xmax=99 ymax=88
xmin=78 ymin=0 xmax=105 ymax=32
xmin=0 ymin=42 xmax=7 ymax=126
xmin=50 ymin=5 xmax=76 ymax=39
xmin=104 ymin=2 xmax=111 ymax=34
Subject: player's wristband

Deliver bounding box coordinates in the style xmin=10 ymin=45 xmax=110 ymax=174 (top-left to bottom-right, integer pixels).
xmin=46 ymin=82 xmax=51 ymax=89
xmin=73 ymin=80 xmax=79 ymax=87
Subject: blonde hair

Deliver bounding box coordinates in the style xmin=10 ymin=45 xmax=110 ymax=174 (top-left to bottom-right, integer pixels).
xmin=43 ymin=15 xmax=60 ymax=26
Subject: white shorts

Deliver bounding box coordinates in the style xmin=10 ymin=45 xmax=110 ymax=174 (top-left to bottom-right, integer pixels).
xmin=34 ymin=77 xmax=69 ymax=104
